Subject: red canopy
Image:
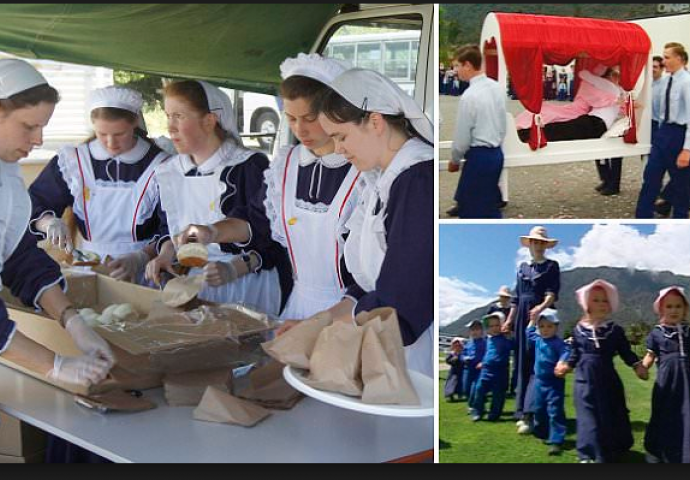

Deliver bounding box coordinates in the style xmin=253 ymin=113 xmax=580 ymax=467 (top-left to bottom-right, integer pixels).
xmin=495 ymin=13 xmax=651 ymax=114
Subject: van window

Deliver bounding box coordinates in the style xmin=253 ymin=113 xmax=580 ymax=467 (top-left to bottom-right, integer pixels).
xmin=320 ymin=15 xmax=423 ymax=97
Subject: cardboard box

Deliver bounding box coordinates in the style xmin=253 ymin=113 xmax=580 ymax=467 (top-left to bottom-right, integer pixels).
xmin=0 ymin=413 xmax=47 ymax=457
xmin=0 ymin=451 xmax=46 ymax=464
xmin=1 ymin=270 xmax=164 ymax=396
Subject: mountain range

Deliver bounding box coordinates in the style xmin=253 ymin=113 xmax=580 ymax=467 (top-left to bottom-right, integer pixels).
xmin=440 ymin=266 xmax=690 ymax=337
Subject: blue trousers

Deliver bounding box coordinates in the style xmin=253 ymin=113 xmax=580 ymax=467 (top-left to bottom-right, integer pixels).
xmin=472 ymin=365 xmax=508 ymax=420
xmin=455 ymin=147 xmax=504 ymax=219
xmin=463 ymin=365 xmax=481 ymax=406
xmin=532 ymin=378 xmax=567 ymax=445
xmin=636 ymin=123 xmax=690 ymax=218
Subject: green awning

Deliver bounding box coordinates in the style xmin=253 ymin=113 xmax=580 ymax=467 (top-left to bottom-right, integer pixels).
xmin=0 ymin=4 xmax=342 ymax=94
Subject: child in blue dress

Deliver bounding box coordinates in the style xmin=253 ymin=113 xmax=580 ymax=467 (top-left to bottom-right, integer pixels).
xmin=526 ymin=308 xmax=570 ymax=456
xmin=444 ymin=338 xmax=465 ymax=402
xmin=642 ymin=286 xmax=690 ymax=463
xmin=471 ymin=312 xmax=514 ymax=422
xmin=556 ymin=279 xmax=647 ymax=463
xmin=462 ymin=319 xmax=486 ymax=411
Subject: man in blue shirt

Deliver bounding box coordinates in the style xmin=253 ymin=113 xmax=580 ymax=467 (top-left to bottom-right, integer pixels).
xmin=449 ymin=44 xmax=506 ymax=219
xmin=636 ymin=42 xmax=690 ymax=218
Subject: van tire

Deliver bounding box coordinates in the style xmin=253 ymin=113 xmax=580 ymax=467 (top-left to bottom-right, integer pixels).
xmin=254 ymin=111 xmax=280 ymax=150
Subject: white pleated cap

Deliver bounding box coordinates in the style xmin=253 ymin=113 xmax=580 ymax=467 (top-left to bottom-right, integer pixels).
xmin=89 ymin=86 xmax=144 ymax=114
xmin=328 ymin=68 xmax=433 ymax=144
xmin=197 ymin=80 xmax=242 ymax=145
xmin=280 ymin=53 xmax=351 ymax=85
xmin=0 ymin=59 xmax=48 ymax=100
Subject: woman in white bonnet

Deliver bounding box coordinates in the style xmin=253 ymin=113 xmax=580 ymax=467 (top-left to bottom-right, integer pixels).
xmin=0 ymin=58 xmax=112 ymax=387
xmin=29 ymin=86 xmax=171 ymax=283
xmin=315 ymin=68 xmax=434 ymax=378
xmin=175 ymin=53 xmax=359 ymax=325
xmin=145 ymin=80 xmax=287 ymax=315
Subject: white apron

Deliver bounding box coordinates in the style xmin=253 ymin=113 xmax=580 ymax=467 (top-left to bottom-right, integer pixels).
xmin=157 ymin=148 xmax=281 ymax=316
xmin=0 ymin=160 xmax=31 ymax=286
xmin=279 ymin=147 xmax=360 ymax=320
xmin=70 ymin=143 xmax=165 ymax=259
xmin=344 ymin=139 xmax=434 ymax=378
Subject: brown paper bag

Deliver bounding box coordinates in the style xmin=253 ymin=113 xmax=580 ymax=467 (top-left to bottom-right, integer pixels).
xmin=261 ymin=312 xmax=333 ymax=369
xmin=304 ymin=322 xmax=363 ymax=397
xmin=163 ymin=368 xmax=231 ymax=407
xmin=193 ymin=386 xmax=271 ymax=427
xmin=236 ymin=361 xmax=303 ymax=410
xmin=357 ymin=308 xmax=420 ymax=406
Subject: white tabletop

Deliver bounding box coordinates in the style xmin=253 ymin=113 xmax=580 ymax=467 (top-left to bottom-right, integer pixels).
xmin=0 ymin=365 xmax=433 ymax=463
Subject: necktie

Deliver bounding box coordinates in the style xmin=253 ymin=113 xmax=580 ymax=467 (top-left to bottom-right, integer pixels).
xmin=664 ymin=76 xmax=673 ymax=123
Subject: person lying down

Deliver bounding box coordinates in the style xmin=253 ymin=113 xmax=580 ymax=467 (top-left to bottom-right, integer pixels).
xmin=516 ymin=65 xmax=625 ymax=143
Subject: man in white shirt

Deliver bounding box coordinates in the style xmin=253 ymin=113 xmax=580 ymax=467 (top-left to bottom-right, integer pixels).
xmin=449 ymin=44 xmax=506 ymax=219
xmin=636 ymin=42 xmax=690 ymax=219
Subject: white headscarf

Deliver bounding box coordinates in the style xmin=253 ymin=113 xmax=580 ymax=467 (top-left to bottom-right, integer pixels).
xmin=329 ymin=68 xmax=433 ymax=144
xmin=0 ymin=59 xmax=48 ymax=99
xmin=280 ymin=52 xmax=351 ymax=84
xmin=197 ymin=81 xmax=242 ymax=146
xmin=89 ymin=86 xmax=147 ymax=132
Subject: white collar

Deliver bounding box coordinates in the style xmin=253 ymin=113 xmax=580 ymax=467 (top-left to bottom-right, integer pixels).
xmin=297 ymin=145 xmax=349 ymax=168
xmin=88 ymin=137 xmax=150 ymax=164
xmin=469 ymin=74 xmax=487 ymax=85
xmin=179 ymin=140 xmax=254 ymax=175
xmin=373 ymin=138 xmax=432 ymax=206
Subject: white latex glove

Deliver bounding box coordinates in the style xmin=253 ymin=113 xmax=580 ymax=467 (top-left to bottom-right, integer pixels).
xmin=108 ymin=250 xmax=149 ymax=283
xmin=48 ymin=354 xmax=111 ymax=386
xmin=203 ymin=261 xmax=238 ymax=287
xmin=65 ymin=314 xmax=115 ymax=367
xmin=37 ymin=216 xmax=73 ymax=252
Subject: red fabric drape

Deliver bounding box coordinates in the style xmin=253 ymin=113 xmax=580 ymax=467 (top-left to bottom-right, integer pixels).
xmin=495 ymin=13 xmax=651 ymax=147
xmin=484 ymin=38 xmax=498 ymax=81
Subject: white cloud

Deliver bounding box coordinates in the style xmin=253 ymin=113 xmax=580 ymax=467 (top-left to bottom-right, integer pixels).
xmin=438 ymin=276 xmax=494 ymax=327
xmin=516 ymin=224 xmax=690 ymax=275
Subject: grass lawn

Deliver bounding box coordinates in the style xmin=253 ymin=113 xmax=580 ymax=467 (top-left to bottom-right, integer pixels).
xmin=439 ymin=358 xmax=655 ymax=463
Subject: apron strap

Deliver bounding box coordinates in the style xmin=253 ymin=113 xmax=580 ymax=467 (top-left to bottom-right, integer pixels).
xmin=131 ymin=169 xmax=157 ymax=242
xmin=281 ymin=146 xmax=298 ymax=279
xmin=75 ymin=147 xmax=92 ymax=241
xmin=335 ymin=171 xmax=360 ymax=289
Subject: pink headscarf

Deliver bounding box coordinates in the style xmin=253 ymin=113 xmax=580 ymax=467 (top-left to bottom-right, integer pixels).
xmin=653 ymin=286 xmax=689 ymax=316
xmin=576 ymin=279 xmax=620 ymax=314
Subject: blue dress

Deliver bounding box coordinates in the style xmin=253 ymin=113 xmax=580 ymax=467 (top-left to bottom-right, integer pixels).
xmin=567 ymin=321 xmax=639 ymax=462
xmin=511 ymin=259 xmax=561 ymax=418
xmin=444 ymin=352 xmax=465 ymax=400
xmin=644 ymin=325 xmax=690 ymax=463
xmin=462 ymin=337 xmax=486 ymax=404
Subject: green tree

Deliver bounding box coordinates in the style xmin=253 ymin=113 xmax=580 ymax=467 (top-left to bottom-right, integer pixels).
xmin=114 ymin=71 xmax=167 ymax=111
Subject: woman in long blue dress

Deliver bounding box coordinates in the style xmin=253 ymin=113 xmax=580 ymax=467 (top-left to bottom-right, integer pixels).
xmin=642 ymin=287 xmax=690 ymax=463
xmin=503 ymin=227 xmax=560 ymax=427
xmin=557 ymin=279 xmax=647 ymax=463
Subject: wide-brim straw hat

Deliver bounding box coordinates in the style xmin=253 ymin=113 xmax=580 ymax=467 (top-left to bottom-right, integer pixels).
xmin=497 ymin=285 xmax=512 ymax=298
xmin=520 ymin=226 xmax=558 ymax=249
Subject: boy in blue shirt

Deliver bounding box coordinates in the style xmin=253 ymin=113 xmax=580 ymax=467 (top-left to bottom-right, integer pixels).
xmin=470 ymin=312 xmax=514 ymax=422
xmin=462 ymin=319 xmax=486 ymax=410
xmin=526 ymin=308 xmax=570 ymax=456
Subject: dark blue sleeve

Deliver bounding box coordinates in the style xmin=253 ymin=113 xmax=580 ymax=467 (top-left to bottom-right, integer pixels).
xmin=27 ymin=156 xmax=75 ymax=239
xmin=526 ymin=325 xmax=538 ymax=348
xmin=615 ymin=325 xmax=640 ymax=367
xmin=220 ymin=153 xmax=269 ymax=221
xmin=0 ymin=298 xmax=17 ymax=352
xmin=558 ymin=339 xmax=571 ymax=363
xmin=1 ymin=230 xmax=64 ymax=309
xmin=511 ymin=267 xmax=522 ymax=307
xmin=544 ymin=261 xmax=561 ymax=301
xmin=646 ymin=330 xmax=659 ymax=356
xmin=352 ymin=164 xmax=433 ymax=346
xmin=154 ymin=199 xmax=171 ymax=253
xmin=445 ymin=353 xmax=460 ymax=367
xmin=567 ymin=333 xmax=581 ymax=368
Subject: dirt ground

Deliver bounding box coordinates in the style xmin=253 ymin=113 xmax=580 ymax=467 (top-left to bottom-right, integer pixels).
xmin=439 ymin=95 xmax=648 ymax=219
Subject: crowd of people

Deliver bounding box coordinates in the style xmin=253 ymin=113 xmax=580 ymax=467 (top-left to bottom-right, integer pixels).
xmin=444 ymin=226 xmax=690 ymax=463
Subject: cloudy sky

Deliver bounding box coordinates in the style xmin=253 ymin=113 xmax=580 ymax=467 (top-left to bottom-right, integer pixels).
xmin=438 ymin=223 xmax=690 ymax=326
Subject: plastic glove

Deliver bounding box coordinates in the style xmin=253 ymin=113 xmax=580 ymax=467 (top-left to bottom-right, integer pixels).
xmin=203 ymin=261 xmax=238 ymax=287
xmin=65 ymin=313 xmax=115 ymax=367
xmin=108 ymin=250 xmax=149 ymax=283
xmin=37 ymin=216 xmax=73 ymax=252
xmin=48 ymin=354 xmax=111 ymax=386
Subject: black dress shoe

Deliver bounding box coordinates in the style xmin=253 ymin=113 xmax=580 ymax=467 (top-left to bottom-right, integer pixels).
xmin=497 ymin=201 xmax=508 ymax=209
xmin=600 ymin=187 xmax=620 ymax=196
xmin=446 ymin=205 xmax=460 ymax=217
xmin=594 ymin=182 xmax=607 ymax=192
xmin=655 ymin=201 xmax=672 ymax=217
